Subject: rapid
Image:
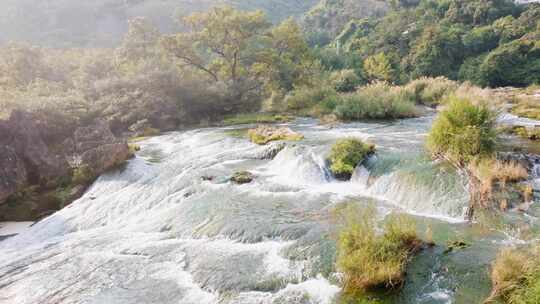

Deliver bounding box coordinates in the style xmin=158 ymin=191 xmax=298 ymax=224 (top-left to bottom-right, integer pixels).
xmin=1 ymin=117 xmax=539 ymax=304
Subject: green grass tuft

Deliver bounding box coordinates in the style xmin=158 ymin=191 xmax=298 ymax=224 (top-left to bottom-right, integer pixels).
xmin=329 ymin=138 xmax=375 ymax=180
xmin=336 ymin=205 xmax=424 ymax=296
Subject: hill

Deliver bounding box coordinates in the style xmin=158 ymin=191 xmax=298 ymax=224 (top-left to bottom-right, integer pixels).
xmin=0 ymin=0 xmax=318 ymax=47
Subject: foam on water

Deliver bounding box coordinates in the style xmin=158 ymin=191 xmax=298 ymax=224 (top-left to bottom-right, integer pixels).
xmin=0 ymin=118 xmax=475 ymax=304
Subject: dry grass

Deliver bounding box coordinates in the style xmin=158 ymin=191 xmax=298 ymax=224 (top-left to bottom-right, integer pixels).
xmin=486 ymin=246 xmax=540 ymax=303
xmin=468 ymin=158 xmax=528 ymax=188
xmin=452 ymin=82 xmax=504 ymax=108
xmin=512 ymin=97 xmax=540 ymax=120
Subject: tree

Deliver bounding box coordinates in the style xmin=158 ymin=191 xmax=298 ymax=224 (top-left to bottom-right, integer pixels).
xmin=363 ymin=52 xmax=397 ymax=82
xmin=409 ymin=25 xmax=465 ymax=79
xmin=117 ymin=17 xmax=161 ymax=63
xmin=479 ymin=39 xmax=540 ymax=87
xmin=161 ymin=6 xmax=271 ymax=110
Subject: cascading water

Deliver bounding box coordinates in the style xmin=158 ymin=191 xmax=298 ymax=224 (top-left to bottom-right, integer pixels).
xmin=1 ymin=117 xmax=537 ymax=304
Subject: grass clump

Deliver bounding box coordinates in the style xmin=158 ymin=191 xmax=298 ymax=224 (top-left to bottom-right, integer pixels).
xmin=468 ymin=158 xmax=528 ymax=188
xmin=336 ymin=205 xmax=424 ymax=295
xmin=486 ymin=246 xmax=540 ymax=304
xmin=222 ymin=113 xmax=293 ymax=126
xmin=427 ymin=96 xmax=497 ymax=165
xmin=328 ymin=138 xmax=375 ymax=180
xmin=334 ymin=82 xmax=418 ymax=120
xmin=512 ymin=127 xmax=540 ymax=141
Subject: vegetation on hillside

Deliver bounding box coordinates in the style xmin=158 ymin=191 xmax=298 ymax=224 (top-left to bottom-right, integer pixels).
xmin=313 ymin=0 xmax=540 ymax=87
xmin=0 ymin=7 xmax=316 ymax=138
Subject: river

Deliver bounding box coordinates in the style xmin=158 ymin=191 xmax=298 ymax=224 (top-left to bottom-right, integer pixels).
xmin=1 ymin=117 xmax=538 ymax=304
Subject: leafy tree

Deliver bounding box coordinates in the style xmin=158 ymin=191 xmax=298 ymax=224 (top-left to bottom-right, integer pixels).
xmin=409 ymin=24 xmax=465 ymax=79
xmin=116 ymin=17 xmax=161 ymax=63
xmin=479 ymin=39 xmax=540 ymax=87
xmin=364 ymin=52 xmax=397 ymax=82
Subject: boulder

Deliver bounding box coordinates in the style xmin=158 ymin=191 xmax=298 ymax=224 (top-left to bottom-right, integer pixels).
xmin=69 ymin=119 xmax=131 ymax=178
xmin=231 ymin=171 xmax=254 ymax=184
xmin=0 ymin=111 xmax=131 ymax=220
xmin=4 ymin=110 xmax=69 ymax=184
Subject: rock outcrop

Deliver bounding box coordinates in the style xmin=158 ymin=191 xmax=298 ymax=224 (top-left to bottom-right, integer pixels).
xmin=248 ymin=125 xmax=304 ymax=145
xmin=0 ymin=111 xmax=131 ymax=221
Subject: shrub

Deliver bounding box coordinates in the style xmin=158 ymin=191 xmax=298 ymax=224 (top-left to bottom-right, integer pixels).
xmin=334 ymin=82 xmax=417 ymax=120
xmin=487 ymin=246 xmax=540 ymax=304
xmin=330 ymin=69 xmax=363 ymax=92
xmin=328 ymin=138 xmax=375 ymax=180
xmin=427 ymin=96 xmax=497 ymax=165
xmin=285 ymin=86 xmax=339 ymax=112
xmin=336 ymin=205 xmax=423 ymax=295
xmin=404 ymin=77 xmax=458 ymax=106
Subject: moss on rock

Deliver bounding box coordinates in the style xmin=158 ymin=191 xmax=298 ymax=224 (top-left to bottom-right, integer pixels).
xmin=248 ymin=125 xmax=304 ymax=145
xmin=328 ymin=138 xmax=375 ymax=180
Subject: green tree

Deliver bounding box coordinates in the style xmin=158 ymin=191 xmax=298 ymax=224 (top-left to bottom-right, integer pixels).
xmin=363 ymin=52 xmax=396 ymax=82
xmin=161 ymin=6 xmax=271 ymax=109
xmin=409 ymin=25 xmax=465 ymax=79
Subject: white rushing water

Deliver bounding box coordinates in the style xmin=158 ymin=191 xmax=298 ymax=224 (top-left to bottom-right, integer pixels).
xmin=0 ymin=117 xmax=470 ymax=304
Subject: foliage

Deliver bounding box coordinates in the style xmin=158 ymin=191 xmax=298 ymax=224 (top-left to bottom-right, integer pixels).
xmin=427 ymin=96 xmax=497 ymax=165
xmin=328 ymin=138 xmax=375 ymax=180
xmin=404 ymin=77 xmax=459 ymax=106
xmin=329 ymin=0 xmax=540 ymax=87
xmin=330 ymin=69 xmax=363 ymax=93
xmin=285 ymin=85 xmax=340 ymax=112
xmin=334 ymin=82 xmax=417 ymax=120
xmin=364 ymin=52 xmax=397 ymax=82
xmin=336 ymin=205 xmax=422 ymax=295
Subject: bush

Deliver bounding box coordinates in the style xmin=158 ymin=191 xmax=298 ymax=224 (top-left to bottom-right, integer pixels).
xmin=336 ymin=205 xmax=423 ymax=295
xmin=404 ymin=77 xmax=459 ymax=106
xmin=285 ymin=86 xmax=339 ymax=112
xmin=328 ymin=138 xmax=375 ymax=180
xmin=330 ymin=69 xmax=363 ymax=92
xmin=427 ymin=96 xmax=497 ymax=164
xmin=334 ymin=82 xmax=417 ymax=120
xmin=487 ymin=246 xmax=540 ymax=304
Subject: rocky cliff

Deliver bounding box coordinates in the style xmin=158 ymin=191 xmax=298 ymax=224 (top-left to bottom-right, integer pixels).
xmin=0 ymin=110 xmax=131 ymax=221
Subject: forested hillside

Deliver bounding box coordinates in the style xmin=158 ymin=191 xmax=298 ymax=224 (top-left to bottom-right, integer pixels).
xmin=317 ymin=0 xmax=540 ymax=87
xmin=0 ymin=0 xmax=318 ymax=47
